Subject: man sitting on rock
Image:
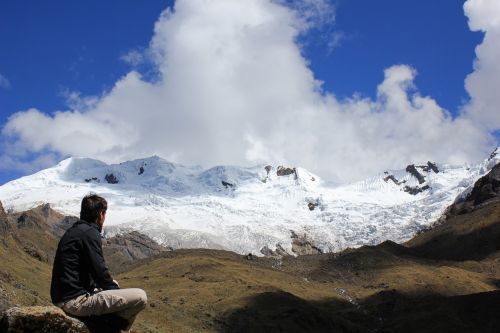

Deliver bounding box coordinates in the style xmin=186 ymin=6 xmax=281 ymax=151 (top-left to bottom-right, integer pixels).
xmin=51 ymin=194 xmax=147 ymax=332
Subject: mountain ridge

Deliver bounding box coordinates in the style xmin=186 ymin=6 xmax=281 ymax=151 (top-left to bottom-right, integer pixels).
xmin=1 ymin=150 xmax=498 ymax=256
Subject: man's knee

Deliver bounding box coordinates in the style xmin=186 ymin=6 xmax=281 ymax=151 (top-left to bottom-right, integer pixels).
xmin=136 ymin=289 xmax=147 ymax=309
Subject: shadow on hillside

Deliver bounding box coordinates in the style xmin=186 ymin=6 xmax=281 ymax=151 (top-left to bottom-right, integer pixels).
xmin=216 ymin=289 xmax=500 ymax=333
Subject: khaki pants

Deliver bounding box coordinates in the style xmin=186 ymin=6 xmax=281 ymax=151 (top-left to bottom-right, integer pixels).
xmin=60 ymin=288 xmax=147 ymax=331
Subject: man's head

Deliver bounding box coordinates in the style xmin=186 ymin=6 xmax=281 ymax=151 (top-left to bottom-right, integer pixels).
xmin=80 ymin=194 xmax=107 ymax=229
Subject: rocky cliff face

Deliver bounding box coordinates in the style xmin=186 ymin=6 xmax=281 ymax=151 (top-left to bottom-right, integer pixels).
xmin=406 ymin=162 xmax=500 ymax=261
xmin=445 ymin=162 xmax=500 ymax=218
xmin=103 ymin=231 xmax=172 ymax=273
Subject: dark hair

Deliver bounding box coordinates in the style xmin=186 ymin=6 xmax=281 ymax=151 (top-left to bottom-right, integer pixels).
xmin=80 ymin=194 xmax=107 ymax=223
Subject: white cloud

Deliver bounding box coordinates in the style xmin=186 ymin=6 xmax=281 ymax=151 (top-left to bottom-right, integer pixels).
xmin=463 ymin=0 xmax=500 ymax=131
xmin=120 ymin=49 xmax=146 ymax=67
xmin=0 ymin=73 xmax=10 ymax=89
xmin=1 ymin=0 xmax=497 ymax=182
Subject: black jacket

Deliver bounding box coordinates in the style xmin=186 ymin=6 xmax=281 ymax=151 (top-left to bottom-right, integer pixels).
xmin=50 ymin=219 xmax=119 ymax=304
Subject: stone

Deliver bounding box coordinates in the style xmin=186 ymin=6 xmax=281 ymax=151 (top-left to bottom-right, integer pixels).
xmin=0 ymin=306 xmax=89 ymax=333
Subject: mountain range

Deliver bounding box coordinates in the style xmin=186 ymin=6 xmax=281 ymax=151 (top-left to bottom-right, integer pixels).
xmin=0 ymin=148 xmax=499 ymax=256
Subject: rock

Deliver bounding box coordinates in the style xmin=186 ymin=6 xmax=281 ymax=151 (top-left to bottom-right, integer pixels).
xmin=0 ymin=306 xmax=89 ymax=333
xmin=383 ymin=175 xmax=406 ymax=186
xmin=259 ymin=244 xmax=289 ymax=257
xmin=403 ymin=185 xmax=430 ymax=195
xmin=427 ymin=161 xmax=439 ymax=173
xmin=405 ymin=164 xmax=425 ymax=184
xmin=138 ymin=166 xmax=145 ymax=175
xmin=84 ymin=177 xmax=99 ymax=183
xmin=488 ymin=147 xmax=498 ymax=161
xmin=103 ymin=231 xmax=172 ymax=271
xmin=265 ymin=165 xmax=272 ymax=176
xmin=290 ymin=231 xmax=322 ymax=255
xmin=466 ymin=162 xmax=500 ymax=206
xmin=105 ymin=174 xmax=119 ymax=184
xmin=275 ymin=244 xmax=288 ymax=256
xmin=308 ymin=202 xmax=318 ymax=211
xmin=221 ymin=181 xmax=234 ymax=189
xmin=260 ymin=246 xmax=274 ymax=256
xmin=276 ymin=166 xmax=296 ymax=178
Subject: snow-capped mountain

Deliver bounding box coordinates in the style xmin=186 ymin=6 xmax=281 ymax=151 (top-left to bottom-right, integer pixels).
xmin=1 ymin=149 xmax=499 ymax=255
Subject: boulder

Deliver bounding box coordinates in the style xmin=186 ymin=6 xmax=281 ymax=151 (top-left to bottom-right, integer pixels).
xmin=0 ymin=306 xmax=89 ymax=333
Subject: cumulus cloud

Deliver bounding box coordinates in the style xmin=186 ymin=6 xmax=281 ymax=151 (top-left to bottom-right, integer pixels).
xmin=1 ymin=0 xmax=497 ymax=182
xmin=463 ymin=0 xmax=500 ymax=130
xmin=0 ymin=73 xmax=10 ymax=89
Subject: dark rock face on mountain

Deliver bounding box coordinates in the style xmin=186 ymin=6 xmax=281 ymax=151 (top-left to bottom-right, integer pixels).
xmin=426 ymin=161 xmax=439 ymax=173
xmin=443 ymin=162 xmax=500 ymax=217
xmin=403 ymin=184 xmax=430 ymax=195
xmin=0 ymin=306 xmax=89 ymax=333
xmin=221 ymin=181 xmax=234 ymax=189
xmin=407 ymin=162 xmax=500 ymax=261
xmin=276 ymin=166 xmax=296 ymax=178
xmin=405 ymin=164 xmax=425 ymax=184
xmin=383 ymin=175 xmax=405 ymax=185
xmin=466 ymin=162 xmax=500 ymax=206
xmin=105 ymin=173 xmax=119 ymax=184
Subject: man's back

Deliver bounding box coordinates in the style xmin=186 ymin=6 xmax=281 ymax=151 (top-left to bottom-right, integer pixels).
xmin=51 ymin=219 xmax=118 ymax=304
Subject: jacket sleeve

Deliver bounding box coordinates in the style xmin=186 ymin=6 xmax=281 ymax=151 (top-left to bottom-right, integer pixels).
xmin=81 ymin=229 xmax=119 ymax=290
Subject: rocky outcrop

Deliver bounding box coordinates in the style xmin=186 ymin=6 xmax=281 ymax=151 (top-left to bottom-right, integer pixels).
xmin=105 ymin=173 xmax=119 ymax=184
xmin=265 ymin=165 xmax=272 ymax=176
xmin=260 ymin=244 xmax=288 ymax=257
xmin=276 ymin=166 xmax=297 ymax=178
xmin=84 ymin=177 xmax=99 ymax=183
xmin=383 ymin=175 xmax=406 ymax=185
xmin=308 ymin=202 xmax=318 ymax=211
xmin=403 ymin=185 xmax=430 ymax=195
xmin=466 ymin=162 xmax=500 ymax=205
xmin=221 ymin=181 xmax=234 ymax=189
xmin=405 ymin=164 xmax=425 ymax=184
xmin=488 ymin=147 xmax=498 ymax=161
xmin=290 ymin=231 xmax=322 ymax=255
xmin=103 ymin=231 xmax=172 ymax=272
xmin=442 ymin=162 xmax=500 ymax=218
xmin=0 ymin=306 xmax=89 ymax=333
xmin=426 ymin=161 xmax=439 ymax=173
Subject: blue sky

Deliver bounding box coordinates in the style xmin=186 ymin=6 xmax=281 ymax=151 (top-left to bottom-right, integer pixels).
xmin=0 ymin=0 xmax=498 ymax=184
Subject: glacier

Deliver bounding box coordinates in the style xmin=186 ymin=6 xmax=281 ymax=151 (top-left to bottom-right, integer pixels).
xmin=0 ymin=149 xmax=498 ymax=255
